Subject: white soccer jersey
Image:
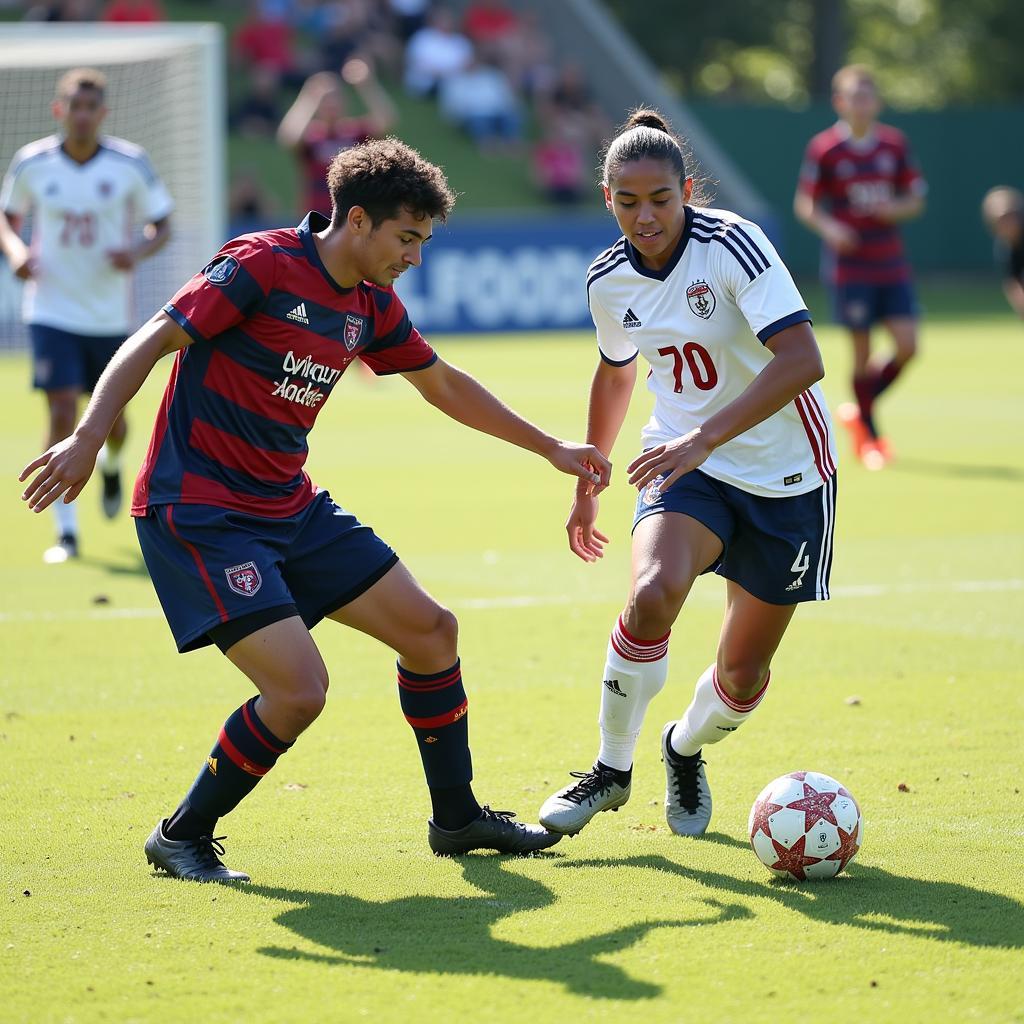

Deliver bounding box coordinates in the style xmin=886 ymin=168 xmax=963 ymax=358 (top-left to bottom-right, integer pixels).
xmin=588 ymin=206 xmax=837 ymax=497
xmin=0 ymin=134 xmax=174 ymax=335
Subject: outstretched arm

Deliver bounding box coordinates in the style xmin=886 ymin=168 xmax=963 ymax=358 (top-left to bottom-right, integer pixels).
xmin=20 ymin=312 xmax=190 ymax=512
xmin=566 ymin=357 xmax=636 ymax=562
xmin=345 ymin=58 xmax=398 ymax=135
xmin=628 ymin=322 xmax=824 ymax=491
xmin=277 ymin=73 xmax=336 ymax=151
xmin=402 ymin=357 xmax=610 ymax=488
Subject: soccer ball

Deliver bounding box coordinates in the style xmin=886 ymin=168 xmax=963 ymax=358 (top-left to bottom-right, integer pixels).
xmin=748 ymin=771 xmax=862 ymax=881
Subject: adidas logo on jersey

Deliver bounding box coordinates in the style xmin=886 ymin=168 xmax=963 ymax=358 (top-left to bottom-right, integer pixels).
xmin=622 ymin=308 xmax=642 ymax=329
xmin=286 ymin=302 xmax=310 ymax=325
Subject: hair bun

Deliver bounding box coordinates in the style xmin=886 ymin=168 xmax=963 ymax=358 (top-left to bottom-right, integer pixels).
xmin=626 ymin=109 xmax=671 ymax=134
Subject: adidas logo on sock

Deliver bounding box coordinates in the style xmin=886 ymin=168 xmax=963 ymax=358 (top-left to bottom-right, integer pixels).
xmin=286 ymin=302 xmax=310 ymax=325
xmin=604 ymin=678 xmax=627 ymax=697
xmin=622 ymin=307 xmax=642 ymax=329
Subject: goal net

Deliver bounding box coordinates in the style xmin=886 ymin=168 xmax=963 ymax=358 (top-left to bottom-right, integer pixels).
xmin=0 ymin=23 xmax=225 ymax=349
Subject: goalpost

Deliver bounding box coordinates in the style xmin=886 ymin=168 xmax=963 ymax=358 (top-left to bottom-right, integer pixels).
xmin=0 ymin=22 xmax=225 ymax=349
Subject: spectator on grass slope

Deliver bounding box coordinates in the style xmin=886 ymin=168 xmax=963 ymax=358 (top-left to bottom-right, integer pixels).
xmin=439 ymin=52 xmax=522 ymax=155
xmin=404 ymin=6 xmax=474 ymax=99
xmin=101 ymin=0 xmax=164 ymax=21
xmin=278 ymin=60 xmax=397 ymax=217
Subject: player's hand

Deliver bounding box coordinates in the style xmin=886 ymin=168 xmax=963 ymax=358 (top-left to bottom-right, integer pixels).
xmin=19 ymin=433 xmax=101 ymax=513
xmin=823 ymin=220 xmax=858 ymax=254
xmin=627 ymin=428 xmax=714 ymax=492
xmin=342 ymin=56 xmax=373 ymax=85
xmin=547 ymin=441 xmax=611 ymax=491
xmin=566 ymin=491 xmax=609 ymax=563
xmin=10 ymin=253 xmax=37 ymax=280
xmin=106 ymin=249 xmax=137 ymax=271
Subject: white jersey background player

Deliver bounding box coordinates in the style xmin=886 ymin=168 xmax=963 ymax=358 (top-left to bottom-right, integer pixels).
xmin=0 ymin=67 xmax=173 ymax=563
xmin=539 ymin=109 xmax=840 ymax=843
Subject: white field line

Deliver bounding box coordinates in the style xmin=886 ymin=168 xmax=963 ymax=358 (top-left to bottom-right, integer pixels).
xmin=0 ymin=578 xmax=1020 ymax=624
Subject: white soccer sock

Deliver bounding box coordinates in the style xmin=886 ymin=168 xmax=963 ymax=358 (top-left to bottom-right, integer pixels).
xmin=597 ymin=616 xmax=670 ymax=771
xmin=99 ymin=443 xmax=121 ymax=474
xmin=52 ymin=497 xmax=78 ymax=538
xmin=669 ymin=663 xmax=770 ymax=757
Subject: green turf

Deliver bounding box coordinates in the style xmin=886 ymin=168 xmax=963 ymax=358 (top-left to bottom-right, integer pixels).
xmin=2 ymin=284 xmax=1023 ymax=1023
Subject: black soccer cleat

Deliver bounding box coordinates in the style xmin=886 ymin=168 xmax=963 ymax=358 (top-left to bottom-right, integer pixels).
xmin=428 ymin=806 xmax=562 ymax=856
xmin=144 ymin=819 xmax=250 ymax=883
xmin=43 ymin=533 xmax=78 ymax=564
xmin=101 ymin=468 xmax=122 ymax=519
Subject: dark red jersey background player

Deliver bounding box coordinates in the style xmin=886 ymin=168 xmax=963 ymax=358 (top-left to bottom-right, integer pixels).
xmin=795 ymin=64 xmax=927 ymax=468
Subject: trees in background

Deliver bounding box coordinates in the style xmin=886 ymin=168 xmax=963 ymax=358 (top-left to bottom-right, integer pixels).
xmin=605 ymin=0 xmax=1024 ymax=106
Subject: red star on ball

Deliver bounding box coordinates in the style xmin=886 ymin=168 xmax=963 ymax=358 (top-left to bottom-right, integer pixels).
xmin=769 ymin=834 xmax=823 ymax=881
xmin=749 ymin=797 xmax=783 ymax=841
xmin=825 ymin=820 xmax=861 ymax=874
xmin=785 ymin=781 xmax=839 ymax=832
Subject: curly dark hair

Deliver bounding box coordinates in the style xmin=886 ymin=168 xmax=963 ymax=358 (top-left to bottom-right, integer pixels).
xmin=327 ymin=137 xmax=456 ymax=227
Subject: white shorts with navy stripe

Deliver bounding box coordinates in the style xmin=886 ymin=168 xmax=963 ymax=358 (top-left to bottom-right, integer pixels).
xmin=633 ymin=468 xmax=837 ymax=604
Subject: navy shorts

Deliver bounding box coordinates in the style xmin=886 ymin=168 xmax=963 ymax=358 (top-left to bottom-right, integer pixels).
xmin=135 ymin=490 xmax=399 ymax=653
xmin=832 ymin=281 xmax=917 ymax=329
xmin=633 ymin=468 xmax=837 ymax=605
xmin=29 ymin=324 xmax=125 ymax=392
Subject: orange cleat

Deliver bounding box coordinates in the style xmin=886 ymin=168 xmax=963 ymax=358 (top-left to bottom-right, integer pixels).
xmin=837 ymin=403 xmax=874 ymax=460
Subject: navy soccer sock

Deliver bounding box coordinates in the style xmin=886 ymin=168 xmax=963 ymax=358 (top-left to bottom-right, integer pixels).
xmin=397 ymin=659 xmax=480 ymax=830
xmin=164 ymin=697 xmax=293 ymax=841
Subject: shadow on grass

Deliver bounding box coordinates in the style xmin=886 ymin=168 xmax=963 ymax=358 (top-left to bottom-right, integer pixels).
xmin=248 ymin=854 xmax=753 ymax=999
xmin=563 ymin=837 xmax=1024 ymax=950
xmin=889 ymin=457 xmax=1024 ymax=484
xmin=79 ymin=548 xmax=149 ymax=577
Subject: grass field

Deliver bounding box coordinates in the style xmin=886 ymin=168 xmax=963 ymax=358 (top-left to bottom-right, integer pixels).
xmin=2 ymin=286 xmax=1023 ymax=1023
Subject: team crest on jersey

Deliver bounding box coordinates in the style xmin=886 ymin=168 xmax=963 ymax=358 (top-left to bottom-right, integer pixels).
xmin=343 ymin=314 xmax=366 ymax=352
xmin=224 ymin=561 xmax=262 ymax=597
xmin=203 ymin=255 xmax=240 ymax=287
xmin=686 ymin=280 xmax=716 ymax=320
xmin=97 ymin=180 xmax=113 ymax=197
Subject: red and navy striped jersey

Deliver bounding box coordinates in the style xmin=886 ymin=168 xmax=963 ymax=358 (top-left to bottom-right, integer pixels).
xmin=131 ymin=212 xmax=436 ymax=519
xmin=798 ymin=122 xmax=926 ymax=285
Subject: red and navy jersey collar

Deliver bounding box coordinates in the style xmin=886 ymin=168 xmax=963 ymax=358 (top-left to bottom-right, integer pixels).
xmin=297 ymin=211 xmax=354 ymax=295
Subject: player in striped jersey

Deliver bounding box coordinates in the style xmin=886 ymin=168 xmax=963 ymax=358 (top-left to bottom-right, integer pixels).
xmin=21 ymin=138 xmax=610 ymax=880
xmin=795 ymin=65 xmax=926 ymax=468
xmin=0 ymin=68 xmax=174 ymax=561
xmin=539 ymin=110 xmax=837 ymax=840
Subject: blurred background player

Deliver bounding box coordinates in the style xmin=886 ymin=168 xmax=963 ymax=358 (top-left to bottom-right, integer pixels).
xmin=0 ymin=67 xmax=173 ymax=562
xmin=20 ymin=138 xmax=611 ymax=880
xmin=278 ymin=58 xmax=397 ymax=219
xmin=981 ymin=186 xmax=1024 ymax=319
xmin=538 ymin=111 xmax=836 ymax=841
xmin=794 ymin=64 xmax=926 ymax=470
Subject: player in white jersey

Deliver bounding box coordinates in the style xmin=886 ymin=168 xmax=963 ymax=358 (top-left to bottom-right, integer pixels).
xmin=0 ymin=68 xmax=173 ymax=562
xmin=539 ymin=110 xmax=838 ymax=839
